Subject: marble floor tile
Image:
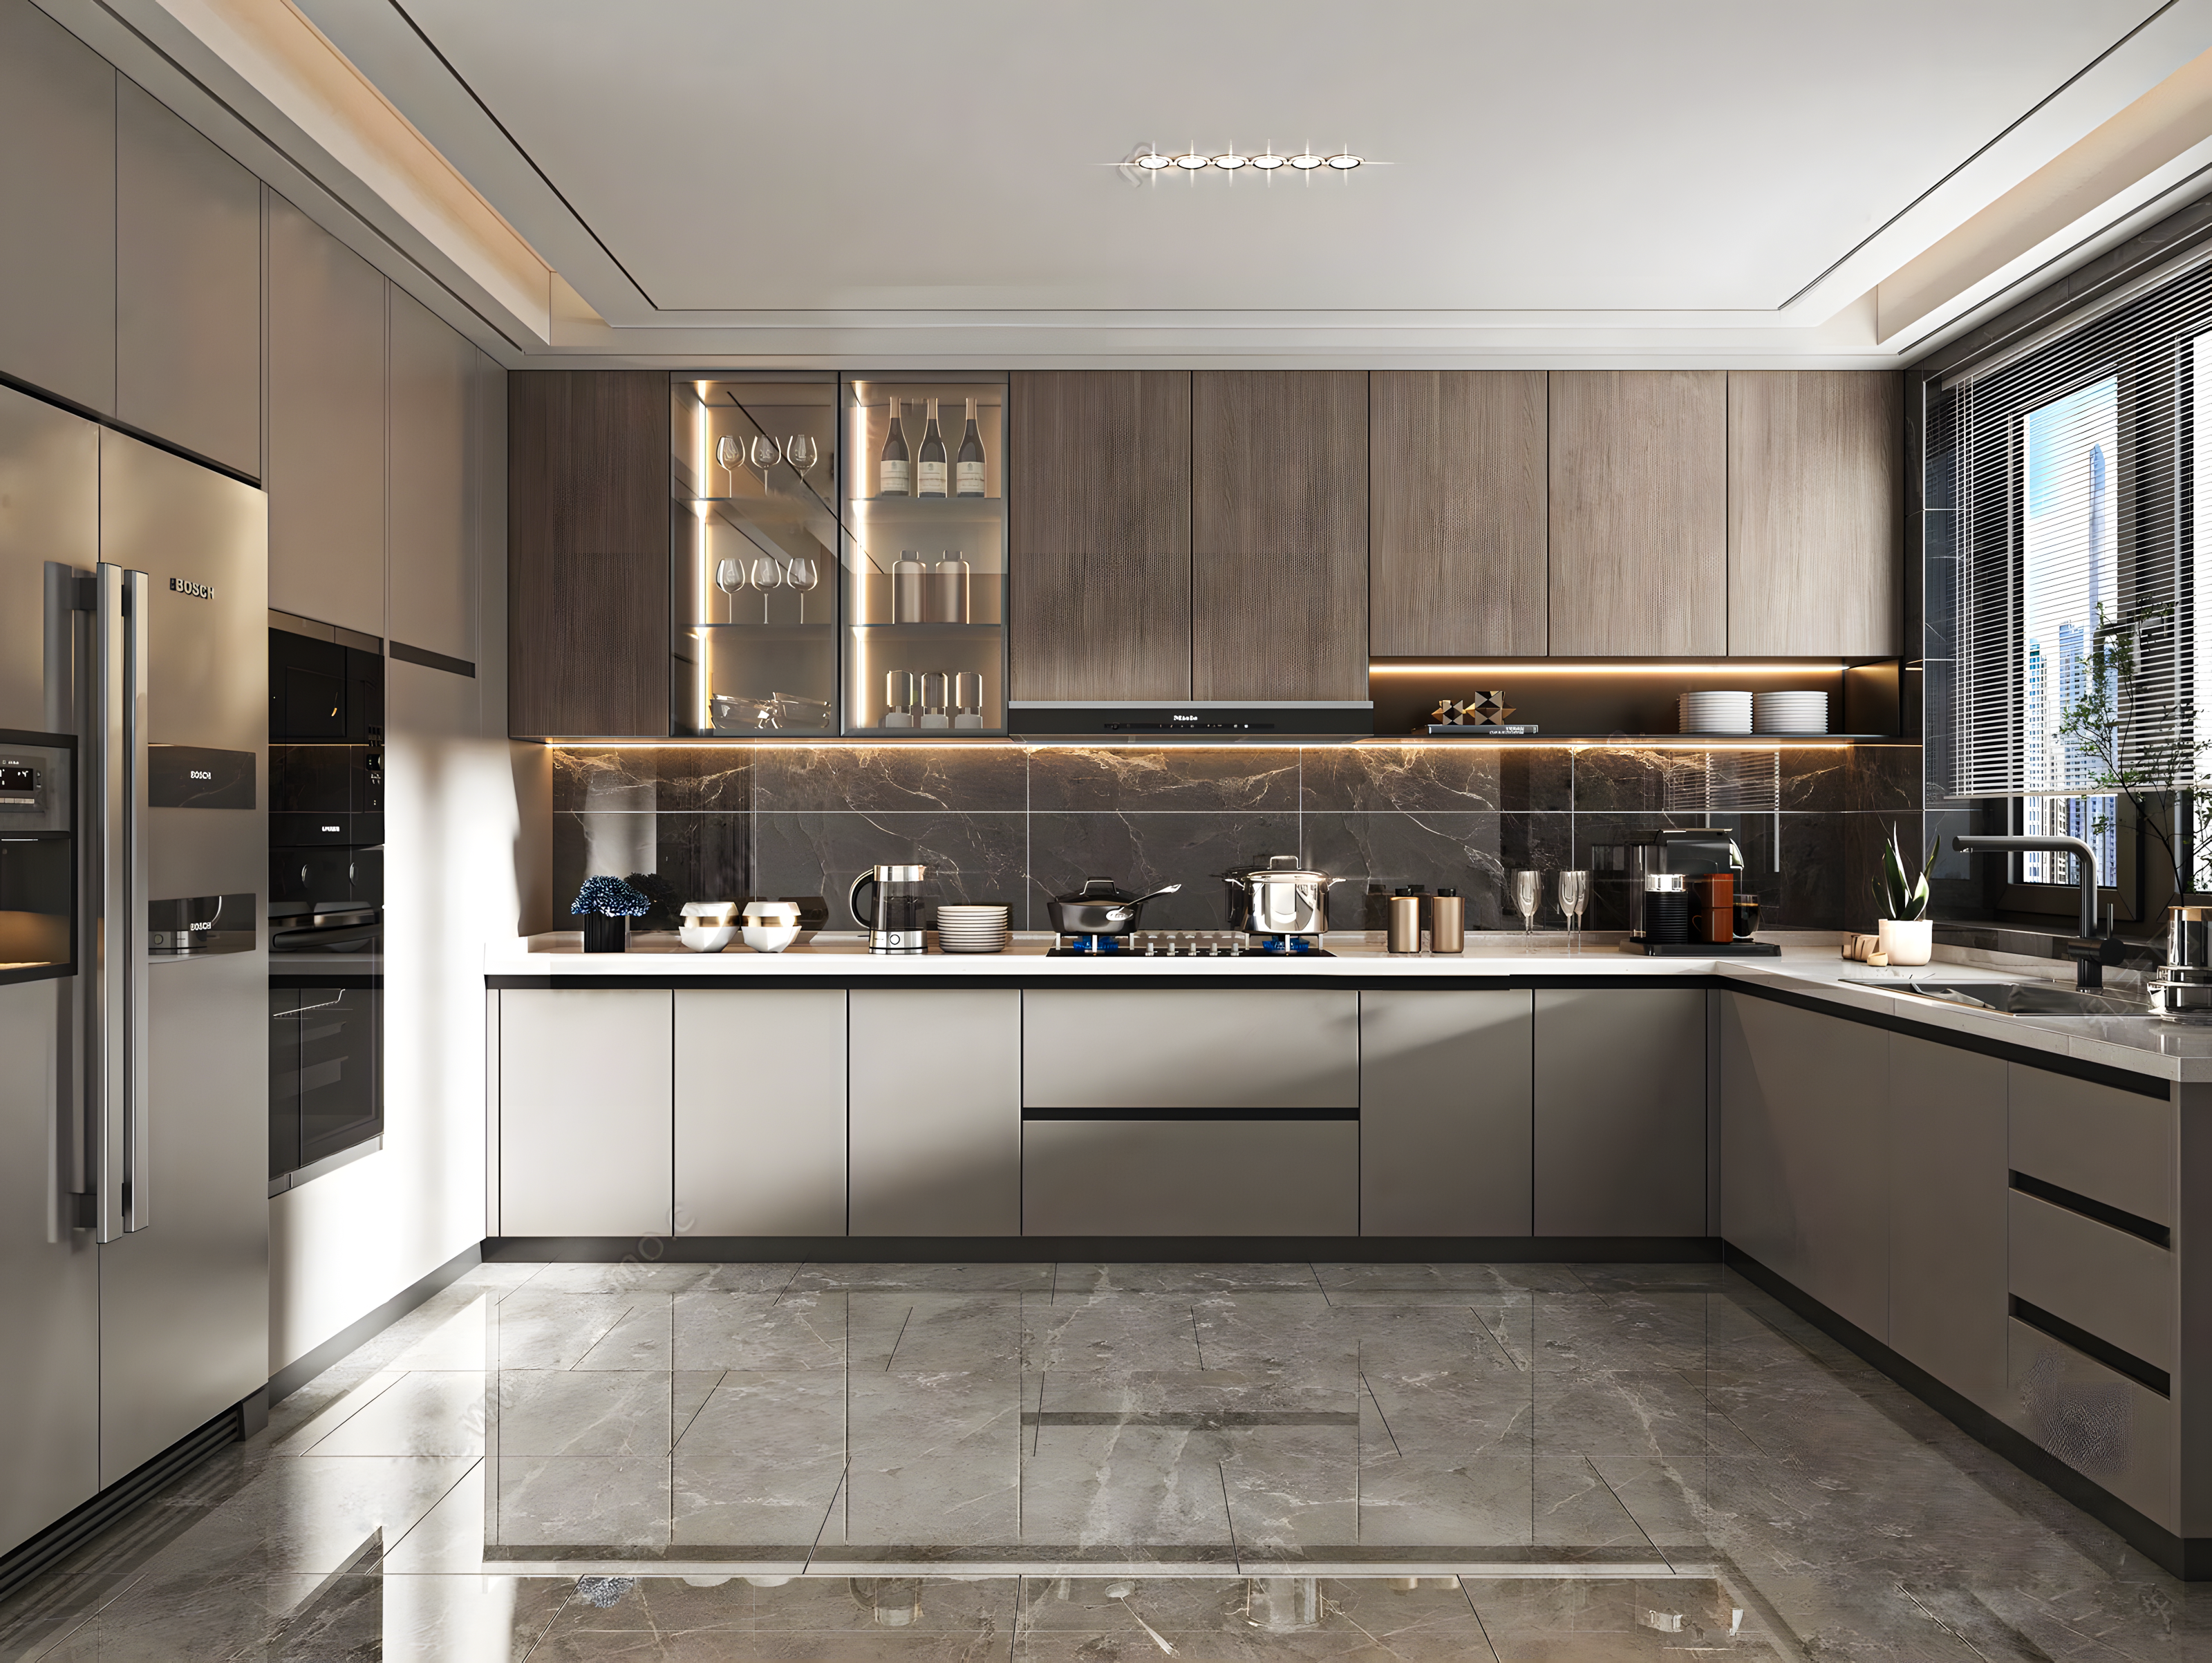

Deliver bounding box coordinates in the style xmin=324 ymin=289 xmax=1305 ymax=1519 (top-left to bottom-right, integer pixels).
xmin=1023 ymin=1296 xmax=1208 ymax=1373
xmin=1360 ymin=1365 xmax=1534 ymax=1461
xmin=669 ymin=1290 xmax=847 ymax=1372
xmin=1534 ymin=1369 xmax=1761 ymax=1460
xmin=1528 ymin=1292 xmax=1720 ymax=1373
xmin=1221 ymin=1422 xmax=1361 ymax=1559
xmin=838 ymin=1369 xmax=1024 ymax=1548
xmin=1463 ymin=1575 xmax=1792 ymax=1660
xmin=1013 ymin=1575 xmax=1497 ymax=1660
xmin=784 ymin=1261 xmax=1054 ymax=1293
xmin=695 ymin=1261 xmax=803 ymax=1295
xmin=672 ymin=1371 xmax=847 ymax=1550
xmin=1056 ymin=1262 xmax=1324 ymax=1295
xmin=493 ymin=1454 xmax=675 ymax=1550
xmin=489 ymin=1291 xmax=637 ymax=1371
xmin=518 ymin=1261 xmax=718 ymax=1295
xmin=1021 ymin=1422 xmax=1240 ymax=1555
xmin=303 ymin=1370 xmax=490 ymax=1458
xmin=489 ymin=1370 xmax=722 ymax=1458
xmin=388 ymin=1295 xmax=496 ymax=1371
xmin=1314 ymin=1262 xmax=1588 ymax=1295
xmin=124 ymin=1454 xmax=476 ymax=1580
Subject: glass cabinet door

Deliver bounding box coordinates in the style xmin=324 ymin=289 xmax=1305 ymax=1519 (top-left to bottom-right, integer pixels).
xmin=841 ymin=375 xmax=1006 ymax=735
xmin=671 ymin=376 xmax=840 ymax=737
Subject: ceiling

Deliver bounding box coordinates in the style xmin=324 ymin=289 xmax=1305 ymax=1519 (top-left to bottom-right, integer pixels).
xmin=91 ymin=0 xmax=2212 ymax=364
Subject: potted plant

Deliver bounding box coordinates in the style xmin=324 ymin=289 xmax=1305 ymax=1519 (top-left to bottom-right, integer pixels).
xmin=572 ymin=875 xmax=650 ymax=953
xmin=1873 ymin=825 xmax=1939 ymax=966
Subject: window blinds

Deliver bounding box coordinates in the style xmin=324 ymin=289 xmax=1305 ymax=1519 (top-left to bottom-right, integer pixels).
xmin=1934 ymin=249 xmax=2212 ymax=798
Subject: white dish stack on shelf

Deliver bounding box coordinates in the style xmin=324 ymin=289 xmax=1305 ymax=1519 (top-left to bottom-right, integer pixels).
xmin=1677 ymin=690 xmax=1753 ymax=735
xmin=934 ymin=904 xmax=1010 ymax=954
xmin=1752 ymin=690 xmax=1830 ymax=735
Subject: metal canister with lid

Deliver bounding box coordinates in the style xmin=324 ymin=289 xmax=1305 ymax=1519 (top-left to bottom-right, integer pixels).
xmin=1387 ymin=887 xmax=1423 ymax=954
xmin=1432 ymin=887 xmax=1465 ymax=955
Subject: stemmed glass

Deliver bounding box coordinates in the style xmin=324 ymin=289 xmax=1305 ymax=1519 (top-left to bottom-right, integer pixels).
xmin=749 ymin=435 xmax=780 ymax=484
xmin=1557 ymin=870 xmax=1592 ymax=955
xmin=714 ymin=558 xmax=744 ymax=623
xmin=785 ymin=554 xmax=819 ymax=623
xmin=714 ymin=435 xmax=740 ymax=494
xmin=784 ymin=435 xmax=820 ymax=482
xmin=748 ymin=554 xmax=783 ymax=623
xmin=1509 ymin=870 xmax=1542 ymax=945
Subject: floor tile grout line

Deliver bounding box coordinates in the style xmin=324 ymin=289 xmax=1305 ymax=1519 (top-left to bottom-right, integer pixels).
xmin=883 ymin=1306 xmax=913 ymax=1372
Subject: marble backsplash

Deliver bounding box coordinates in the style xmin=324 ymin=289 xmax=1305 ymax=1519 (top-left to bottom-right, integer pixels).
xmin=548 ymin=743 xmax=1923 ymax=934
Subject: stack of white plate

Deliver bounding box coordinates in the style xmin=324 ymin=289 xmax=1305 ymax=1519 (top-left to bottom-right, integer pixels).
xmin=1752 ymin=690 xmax=1830 ymax=735
xmin=935 ymin=905 xmax=1010 ymax=953
xmin=1678 ymin=691 xmax=1753 ymax=735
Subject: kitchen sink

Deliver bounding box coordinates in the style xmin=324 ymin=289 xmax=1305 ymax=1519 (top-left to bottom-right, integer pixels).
xmin=1840 ymin=976 xmax=2153 ymax=1017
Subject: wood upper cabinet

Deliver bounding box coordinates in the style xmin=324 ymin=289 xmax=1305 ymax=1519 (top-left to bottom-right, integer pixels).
xmin=1728 ymin=370 xmax=1902 ymax=655
xmin=507 ymin=370 xmax=670 ymax=737
xmin=1370 ymin=370 xmax=1547 ymax=657
xmin=1547 ymin=370 xmax=1726 ymax=656
xmin=1192 ymin=370 xmax=1369 ymax=700
xmin=1009 ymin=370 xmax=1191 ymax=700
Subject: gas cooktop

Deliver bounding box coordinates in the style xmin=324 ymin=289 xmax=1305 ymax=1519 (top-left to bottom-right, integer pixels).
xmin=1048 ymin=932 xmax=1333 ymax=959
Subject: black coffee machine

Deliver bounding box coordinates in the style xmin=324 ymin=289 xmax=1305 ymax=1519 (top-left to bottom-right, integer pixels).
xmin=1610 ymin=827 xmax=1745 ymax=941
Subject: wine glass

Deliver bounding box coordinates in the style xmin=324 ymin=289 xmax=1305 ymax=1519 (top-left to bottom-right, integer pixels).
xmin=785 ymin=435 xmax=819 ymax=481
xmin=748 ymin=554 xmax=782 ymax=623
xmin=714 ymin=558 xmax=744 ymax=623
xmin=1509 ymin=870 xmax=1542 ymax=945
xmin=714 ymin=435 xmax=740 ymax=494
xmin=1557 ymin=870 xmax=1591 ymax=955
xmin=749 ymin=435 xmax=780 ymax=483
xmin=785 ymin=554 xmax=820 ymax=623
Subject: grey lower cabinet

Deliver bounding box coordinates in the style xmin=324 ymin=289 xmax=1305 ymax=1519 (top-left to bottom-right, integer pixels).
xmin=1360 ymin=988 xmax=1533 ymax=1234
xmin=1024 ymin=1119 xmax=1358 ymax=1236
xmin=850 ymin=989 xmax=1020 ymax=1236
xmin=674 ymin=990 xmax=845 ymax=1236
xmin=1886 ymin=1033 xmax=2007 ymax=1411
xmin=1718 ymin=993 xmax=1889 ymax=1338
xmin=1021 ymin=988 xmax=1360 ymax=1235
xmin=1533 ymin=987 xmax=1705 ymax=1237
xmin=496 ymin=989 xmax=671 ymax=1238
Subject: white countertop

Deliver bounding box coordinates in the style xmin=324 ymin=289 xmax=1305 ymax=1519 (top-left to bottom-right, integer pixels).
xmin=487 ymin=930 xmax=2212 ymax=1084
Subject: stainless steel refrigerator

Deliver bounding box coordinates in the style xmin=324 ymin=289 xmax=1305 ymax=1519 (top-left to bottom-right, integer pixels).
xmin=0 ymin=382 xmax=268 ymax=1565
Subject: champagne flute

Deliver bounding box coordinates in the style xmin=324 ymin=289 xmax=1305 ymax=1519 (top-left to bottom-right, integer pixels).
xmin=714 ymin=435 xmax=740 ymax=494
xmin=785 ymin=554 xmax=819 ymax=623
xmin=748 ymin=553 xmax=782 ymax=623
xmin=1557 ymin=869 xmax=1591 ymax=955
xmin=714 ymin=557 xmax=744 ymax=623
xmin=1509 ymin=870 xmax=1542 ymax=945
xmin=749 ymin=435 xmax=780 ymax=484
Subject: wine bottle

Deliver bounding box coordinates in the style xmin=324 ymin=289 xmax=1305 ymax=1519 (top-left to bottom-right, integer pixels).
xmin=955 ymin=397 xmax=986 ymax=496
xmin=878 ymin=395 xmax=909 ymax=497
xmin=917 ymin=397 xmax=948 ymax=498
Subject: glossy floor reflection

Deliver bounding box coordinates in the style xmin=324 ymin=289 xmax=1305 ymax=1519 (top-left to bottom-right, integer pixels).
xmin=3 ymin=1259 xmax=2210 ymax=1659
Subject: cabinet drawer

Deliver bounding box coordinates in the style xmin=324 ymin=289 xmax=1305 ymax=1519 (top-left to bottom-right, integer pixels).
xmin=1022 ymin=989 xmax=1358 ymax=1110
xmin=1022 ymin=1118 xmax=1356 ymax=1235
xmin=2008 ymin=1190 xmax=2173 ymax=1373
xmin=2009 ymin=1064 xmax=2171 ymax=1225
xmin=2004 ymin=1317 xmax=2175 ymax=1530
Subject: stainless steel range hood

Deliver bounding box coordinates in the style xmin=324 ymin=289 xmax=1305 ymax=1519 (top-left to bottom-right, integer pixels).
xmin=1010 ymin=701 xmax=1373 ymax=740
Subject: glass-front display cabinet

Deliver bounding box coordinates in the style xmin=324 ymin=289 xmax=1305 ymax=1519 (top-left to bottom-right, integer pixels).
xmin=841 ymin=375 xmax=1006 ymax=735
xmin=671 ymin=375 xmax=840 ymax=736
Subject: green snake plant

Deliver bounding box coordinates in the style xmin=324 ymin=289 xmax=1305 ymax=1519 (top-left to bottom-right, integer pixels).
xmin=1873 ymin=825 xmax=1940 ymax=922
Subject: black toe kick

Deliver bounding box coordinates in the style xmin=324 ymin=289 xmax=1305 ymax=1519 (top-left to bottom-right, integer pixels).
xmin=482 ymin=1235 xmax=1724 ymax=1263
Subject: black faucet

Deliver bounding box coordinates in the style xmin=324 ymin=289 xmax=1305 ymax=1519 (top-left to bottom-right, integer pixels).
xmin=1951 ymin=834 xmax=2124 ymax=990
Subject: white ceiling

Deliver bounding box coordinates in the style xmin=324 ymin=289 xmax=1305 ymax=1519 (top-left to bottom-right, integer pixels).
xmin=387 ymin=0 xmax=2146 ymax=315
xmin=104 ymin=0 xmax=2212 ymax=364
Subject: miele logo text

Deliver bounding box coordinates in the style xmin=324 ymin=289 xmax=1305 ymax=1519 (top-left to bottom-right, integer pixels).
xmin=169 ymin=576 xmax=213 ymax=599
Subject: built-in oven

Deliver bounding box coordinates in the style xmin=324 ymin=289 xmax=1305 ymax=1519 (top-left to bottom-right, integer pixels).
xmin=268 ymin=617 xmax=384 ymax=1187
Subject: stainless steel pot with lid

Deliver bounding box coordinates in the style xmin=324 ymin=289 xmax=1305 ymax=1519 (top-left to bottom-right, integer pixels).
xmin=2153 ymin=904 xmax=2212 ymax=1016
xmin=1226 ymin=854 xmax=1344 ymax=937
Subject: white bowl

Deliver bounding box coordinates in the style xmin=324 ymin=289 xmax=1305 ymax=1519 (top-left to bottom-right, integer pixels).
xmin=742 ymin=922 xmax=801 ymax=954
xmin=679 ymin=923 xmax=738 ymax=953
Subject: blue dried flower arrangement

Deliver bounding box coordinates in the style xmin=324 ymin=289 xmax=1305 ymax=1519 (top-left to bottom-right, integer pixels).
xmin=571 ymin=875 xmax=650 ymax=917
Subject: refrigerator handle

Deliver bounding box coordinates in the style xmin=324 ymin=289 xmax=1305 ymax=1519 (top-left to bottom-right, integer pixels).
xmin=93 ymin=565 xmax=150 ymax=1239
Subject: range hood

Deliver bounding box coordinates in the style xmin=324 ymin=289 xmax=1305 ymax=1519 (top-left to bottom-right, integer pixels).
xmin=1010 ymin=701 xmax=1373 ymax=740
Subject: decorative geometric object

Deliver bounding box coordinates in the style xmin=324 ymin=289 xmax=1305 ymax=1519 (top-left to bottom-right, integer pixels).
xmin=1468 ymin=691 xmax=1517 ymax=726
xmin=1429 ymin=698 xmax=1468 ymax=726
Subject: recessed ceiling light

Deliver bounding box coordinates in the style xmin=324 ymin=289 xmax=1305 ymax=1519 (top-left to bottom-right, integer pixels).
xmin=1250 ymin=152 xmax=1286 ymax=171
xmin=1287 ymin=152 xmax=1325 ymax=170
xmin=1212 ymin=151 xmax=1250 ymax=170
xmin=1324 ymin=151 xmax=1361 ymax=171
xmin=1134 ymin=151 xmax=1174 ymax=171
xmin=1172 ymin=151 xmax=1210 ymax=171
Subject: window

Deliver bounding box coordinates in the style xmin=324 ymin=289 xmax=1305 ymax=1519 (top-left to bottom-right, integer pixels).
xmin=1932 ymin=252 xmax=2212 ymax=916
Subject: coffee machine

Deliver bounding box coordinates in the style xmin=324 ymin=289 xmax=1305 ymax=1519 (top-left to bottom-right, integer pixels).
xmin=849 ymin=863 xmax=930 ymax=954
xmin=1618 ymin=828 xmax=1745 ymax=941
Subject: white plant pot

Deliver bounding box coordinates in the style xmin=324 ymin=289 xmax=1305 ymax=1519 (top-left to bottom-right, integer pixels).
xmin=1877 ymin=918 xmax=1933 ymax=968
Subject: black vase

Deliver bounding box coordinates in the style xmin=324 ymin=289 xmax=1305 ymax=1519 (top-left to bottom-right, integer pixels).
xmin=581 ymin=912 xmax=628 ymax=953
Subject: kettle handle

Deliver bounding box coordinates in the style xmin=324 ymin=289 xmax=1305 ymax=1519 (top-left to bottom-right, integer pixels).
xmin=848 ymin=870 xmax=877 ymax=930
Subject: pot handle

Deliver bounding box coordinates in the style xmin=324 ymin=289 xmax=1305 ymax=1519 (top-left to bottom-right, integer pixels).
xmin=848 ymin=870 xmax=877 ymax=931
xmin=1128 ymin=883 xmax=1183 ymax=906
xmin=1224 ymin=875 xmax=1246 ymax=892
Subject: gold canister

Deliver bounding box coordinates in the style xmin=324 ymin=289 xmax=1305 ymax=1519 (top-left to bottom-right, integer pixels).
xmin=1432 ymin=887 xmax=1464 ymax=955
xmin=1387 ymin=888 xmax=1423 ymax=954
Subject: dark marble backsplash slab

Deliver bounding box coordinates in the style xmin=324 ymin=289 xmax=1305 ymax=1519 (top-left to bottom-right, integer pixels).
xmin=550 ymin=744 xmax=1923 ymax=933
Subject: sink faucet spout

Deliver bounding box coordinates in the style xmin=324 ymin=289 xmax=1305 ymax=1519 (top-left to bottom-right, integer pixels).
xmin=1951 ymin=833 xmax=2115 ymax=990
